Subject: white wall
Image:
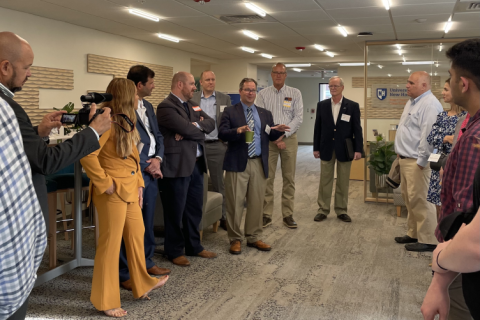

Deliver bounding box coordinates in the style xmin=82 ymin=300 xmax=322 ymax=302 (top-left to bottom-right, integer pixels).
xmin=256 ymin=68 xmax=270 ymax=89
xmin=210 ymin=60 xmax=259 ymax=93
xmin=0 ymin=7 xmax=218 ymax=110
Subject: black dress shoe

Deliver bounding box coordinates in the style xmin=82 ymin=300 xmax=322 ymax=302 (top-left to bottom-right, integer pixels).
xmin=314 ymin=213 xmax=327 ymax=222
xmin=405 ymin=243 xmax=437 ymax=252
xmin=337 ymin=214 xmax=352 ymax=222
xmin=219 ymin=219 xmax=227 ymax=231
xmin=394 ymin=235 xmax=418 ymax=244
xmin=263 ymin=217 xmax=272 ymax=228
xmin=283 ymin=216 xmax=297 ymax=228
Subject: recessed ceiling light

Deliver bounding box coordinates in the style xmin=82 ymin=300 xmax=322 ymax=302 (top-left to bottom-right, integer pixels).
xmin=245 ymin=3 xmax=266 ymax=17
xmin=388 ymin=74 xmax=392 ymax=77
xmin=261 ymin=53 xmax=273 ymax=59
xmin=403 ymin=56 xmax=406 ymax=62
xmin=242 ymin=30 xmax=259 ymax=40
xmin=337 ymin=26 xmax=348 ymax=37
xmin=396 ymin=44 xmax=401 ymax=49
xmin=407 ymin=68 xmax=411 ymax=73
xmin=444 ymin=19 xmax=452 ymax=33
xmin=314 ymin=44 xmax=324 ymax=51
xmin=398 ymin=50 xmax=402 ymax=55
xmin=434 ymin=72 xmax=438 ymax=76
xmin=338 ymin=63 xmax=370 ymax=66
xmin=293 ymin=68 xmax=302 ymax=72
xmin=326 ymin=51 xmax=335 ymax=57
xmin=378 ymin=65 xmax=383 ymax=69
xmin=402 ymin=61 xmax=434 ymax=65
xmin=435 ymin=63 xmax=439 ymax=67
xmin=382 ymin=0 xmax=391 ymax=10
xmin=439 ymin=44 xmax=443 ymax=52
xmin=129 ymin=9 xmax=160 ymax=22
xmin=241 ymin=47 xmax=255 ymax=53
xmin=285 ymin=63 xmax=311 ymax=67
xmin=157 ymin=33 xmax=180 ymax=42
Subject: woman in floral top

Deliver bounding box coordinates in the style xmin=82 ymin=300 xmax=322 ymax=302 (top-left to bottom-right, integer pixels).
xmin=427 ymin=78 xmax=465 ymax=216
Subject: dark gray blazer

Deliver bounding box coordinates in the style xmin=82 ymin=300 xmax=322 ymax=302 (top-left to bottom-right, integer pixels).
xmin=156 ymin=93 xmax=215 ymax=178
xmin=0 ymin=90 xmax=100 ymax=227
xmin=191 ymin=90 xmax=232 ymax=126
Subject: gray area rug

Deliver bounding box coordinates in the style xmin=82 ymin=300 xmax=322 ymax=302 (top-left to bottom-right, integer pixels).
xmin=28 ymin=146 xmax=432 ymax=319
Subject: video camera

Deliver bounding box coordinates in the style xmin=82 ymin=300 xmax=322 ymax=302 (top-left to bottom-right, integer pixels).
xmin=61 ymin=92 xmax=112 ymax=126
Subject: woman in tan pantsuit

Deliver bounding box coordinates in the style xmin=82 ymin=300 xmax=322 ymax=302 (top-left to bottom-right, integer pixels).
xmin=81 ymin=78 xmax=168 ymax=317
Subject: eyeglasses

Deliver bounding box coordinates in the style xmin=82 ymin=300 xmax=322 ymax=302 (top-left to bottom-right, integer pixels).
xmin=242 ymin=89 xmax=256 ymax=93
xmin=272 ymin=71 xmax=287 ymax=75
xmin=328 ymin=85 xmax=342 ymax=89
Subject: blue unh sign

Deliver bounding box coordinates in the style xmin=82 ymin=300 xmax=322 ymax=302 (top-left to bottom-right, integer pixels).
xmin=377 ymin=88 xmax=387 ymax=100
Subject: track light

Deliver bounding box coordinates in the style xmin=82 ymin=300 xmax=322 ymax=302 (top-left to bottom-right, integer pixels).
xmin=293 ymin=68 xmax=302 ymax=72
xmin=129 ymin=9 xmax=160 ymax=22
xmin=382 ymin=0 xmax=391 ymax=10
xmin=444 ymin=19 xmax=452 ymax=33
xmin=261 ymin=53 xmax=273 ymax=59
xmin=285 ymin=63 xmax=311 ymax=67
xmin=337 ymin=26 xmax=348 ymax=37
xmin=157 ymin=34 xmax=180 ymax=42
xmin=242 ymin=30 xmax=259 ymax=40
xmin=314 ymin=44 xmax=324 ymax=51
xmin=241 ymin=47 xmax=255 ymax=53
xmin=326 ymin=51 xmax=335 ymax=57
xmin=245 ymin=3 xmax=266 ymax=17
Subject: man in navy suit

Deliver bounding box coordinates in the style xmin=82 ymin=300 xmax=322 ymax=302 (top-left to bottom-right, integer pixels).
xmin=313 ymin=76 xmax=363 ymax=223
xmin=119 ymin=65 xmax=170 ymax=290
xmin=219 ymin=78 xmax=290 ymax=255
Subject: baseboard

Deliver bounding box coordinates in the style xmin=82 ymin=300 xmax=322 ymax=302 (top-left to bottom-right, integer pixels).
xmin=298 ymin=142 xmax=313 ymax=146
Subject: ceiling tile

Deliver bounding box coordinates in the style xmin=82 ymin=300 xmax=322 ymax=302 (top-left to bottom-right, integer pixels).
xmin=269 ymin=10 xmax=330 ymax=22
xmin=391 ymin=3 xmax=455 ymax=16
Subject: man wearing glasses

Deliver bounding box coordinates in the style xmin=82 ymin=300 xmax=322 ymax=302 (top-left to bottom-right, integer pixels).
xmin=313 ymin=76 xmax=363 ymax=223
xmin=255 ymin=63 xmax=304 ymax=229
xmin=219 ymin=78 xmax=290 ymax=255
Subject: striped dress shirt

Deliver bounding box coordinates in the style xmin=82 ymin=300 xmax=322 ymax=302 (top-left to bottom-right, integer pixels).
xmin=0 ymin=97 xmax=47 ymax=319
xmin=255 ymin=85 xmax=303 ymax=138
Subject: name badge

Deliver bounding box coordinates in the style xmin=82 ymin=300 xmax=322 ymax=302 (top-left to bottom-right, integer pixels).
xmin=283 ymin=101 xmax=292 ymax=108
xmin=341 ymin=114 xmax=351 ymax=122
xmin=265 ymin=125 xmax=271 ymax=134
xmin=220 ymin=105 xmax=227 ymax=112
xmin=192 ymin=106 xmax=201 ymax=111
xmin=428 ymin=153 xmax=441 ymax=162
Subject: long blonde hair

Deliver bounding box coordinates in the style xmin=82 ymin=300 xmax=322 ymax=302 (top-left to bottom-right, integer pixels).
xmin=102 ymin=78 xmax=140 ymax=158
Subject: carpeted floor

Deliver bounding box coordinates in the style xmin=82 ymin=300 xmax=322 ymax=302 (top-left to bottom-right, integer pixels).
xmin=28 ymin=146 xmax=432 ymax=320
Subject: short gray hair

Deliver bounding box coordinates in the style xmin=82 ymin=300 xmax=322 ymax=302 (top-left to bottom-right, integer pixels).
xmin=329 ymin=76 xmax=344 ymax=86
xmin=271 ymin=63 xmax=286 ymax=72
xmin=239 ymin=78 xmax=257 ymax=90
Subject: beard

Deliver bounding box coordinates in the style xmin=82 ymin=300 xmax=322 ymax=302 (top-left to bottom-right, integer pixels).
xmin=6 ymin=69 xmax=25 ymax=93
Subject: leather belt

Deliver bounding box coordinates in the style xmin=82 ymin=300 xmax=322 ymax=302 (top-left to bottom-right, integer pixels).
xmin=248 ymin=155 xmax=260 ymax=160
xmin=205 ymin=140 xmax=219 ymax=143
xmin=399 ymin=156 xmax=415 ymax=160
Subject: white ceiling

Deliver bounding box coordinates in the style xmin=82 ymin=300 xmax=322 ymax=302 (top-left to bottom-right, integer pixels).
xmin=1 ymin=0 xmax=479 ymax=75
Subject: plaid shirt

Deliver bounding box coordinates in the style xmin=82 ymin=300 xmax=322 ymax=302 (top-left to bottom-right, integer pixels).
xmin=437 ymin=109 xmax=480 ymax=242
xmin=0 ymin=98 xmax=46 ymax=319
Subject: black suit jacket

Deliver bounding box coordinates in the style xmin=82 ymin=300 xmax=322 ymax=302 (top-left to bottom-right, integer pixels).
xmin=136 ymin=99 xmax=164 ymax=173
xmin=313 ymin=97 xmax=363 ymax=162
xmin=156 ymin=93 xmax=215 ymax=178
xmin=0 ymin=91 xmax=100 ymax=225
xmin=218 ymin=103 xmax=283 ymax=178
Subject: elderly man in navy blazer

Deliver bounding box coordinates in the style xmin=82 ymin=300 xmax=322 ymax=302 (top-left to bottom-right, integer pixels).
xmin=313 ymin=76 xmax=363 ymax=223
xmin=219 ymin=78 xmax=290 ymax=255
xmin=119 ymin=65 xmax=170 ymax=290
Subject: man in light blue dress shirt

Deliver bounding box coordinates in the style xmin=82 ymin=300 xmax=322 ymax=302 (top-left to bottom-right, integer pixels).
xmin=394 ymin=71 xmax=443 ymax=252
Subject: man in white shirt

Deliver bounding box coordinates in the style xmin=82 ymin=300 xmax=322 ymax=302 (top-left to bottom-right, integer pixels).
xmin=394 ymin=71 xmax=443 ymax=252
xmin=256 ymin=63 xmax=303 ymax=229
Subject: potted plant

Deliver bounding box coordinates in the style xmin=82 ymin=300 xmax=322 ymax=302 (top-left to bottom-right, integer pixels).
xmin=54 ymin=102 xmax=84 ymax=135
xmin=367 ymin=134 xmax=397 ymax=189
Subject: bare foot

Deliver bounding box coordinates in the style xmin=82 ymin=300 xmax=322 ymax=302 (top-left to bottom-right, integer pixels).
xmin=104 ymin=308 xmax=127 ymax=317
xmin=140 ymin=275 xmax=169 ymax=300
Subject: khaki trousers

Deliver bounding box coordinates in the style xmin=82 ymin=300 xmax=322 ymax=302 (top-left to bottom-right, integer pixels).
xmin=448 ymin=274 xmax=473 ymax=320
xmin=91 ymin=191 xmax=158 ymax=311
xmin=399 ymin=158 xmax=438 ymax=245
xmin=225 ymin=158 xmax=266 ymax=243
xmin=263 ymin=133 xmax=298 ymax=219
xmin=317 ymin=151 xmax=352 ymax=216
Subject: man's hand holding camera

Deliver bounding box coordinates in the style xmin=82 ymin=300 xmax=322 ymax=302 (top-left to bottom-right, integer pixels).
xmin=38 ymin=110 xmax=67 ymax=137
xmin=88 ymin=103 xmax=112 ymax=136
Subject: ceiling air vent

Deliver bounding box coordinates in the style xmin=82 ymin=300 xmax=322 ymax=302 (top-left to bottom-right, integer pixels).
xmin=218 ymin=14 xmax=265 ymax=24
xmin=455 ymin=2 xmax=480 ymax=12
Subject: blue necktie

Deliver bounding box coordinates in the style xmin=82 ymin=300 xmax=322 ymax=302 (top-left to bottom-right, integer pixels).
xmin=182 ymin=102 xmax=190 ymax=117
xmin=247 ymin=107 xmax=256 ymax=157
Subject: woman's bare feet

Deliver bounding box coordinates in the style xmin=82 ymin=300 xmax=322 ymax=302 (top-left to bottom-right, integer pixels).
xmin=104 ymin=308 xmax=127 ymax=317
xmin=140 ymin=275 xmax=169 ymax=300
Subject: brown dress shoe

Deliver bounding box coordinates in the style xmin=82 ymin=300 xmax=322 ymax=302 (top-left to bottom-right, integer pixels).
xmin=247 ymin=240 xmax=272 ymax=251
xmin=172 ymin=255 xmax=190 ymax=267
xmin=229 ymin=240 xmax=241 ymax=255
xmin=147 ymin=265 xmax=171 ymax=276
xmin=120 ymin=279 xmax=132 ymax=291
xmin=197 ymin=250 xmax=217 ymax=259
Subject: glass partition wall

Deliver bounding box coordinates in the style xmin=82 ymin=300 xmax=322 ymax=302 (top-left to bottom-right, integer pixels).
xmin=363 ymin=39 xmax=466 ymax=203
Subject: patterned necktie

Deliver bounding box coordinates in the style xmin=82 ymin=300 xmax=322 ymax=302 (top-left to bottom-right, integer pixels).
xmin=182 ymin=102 xmax=190 ymax=117
xmin=247 ymin=107 xmax=256 ymax=157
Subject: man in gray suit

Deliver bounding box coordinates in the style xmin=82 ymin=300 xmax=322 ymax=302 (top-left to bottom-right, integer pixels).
xmin=192 ymin=71 xmax=232 ymax=230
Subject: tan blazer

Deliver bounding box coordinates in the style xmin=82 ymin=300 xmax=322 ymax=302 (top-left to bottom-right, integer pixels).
xmin=80 ymin=128 xmax=144 ymax=204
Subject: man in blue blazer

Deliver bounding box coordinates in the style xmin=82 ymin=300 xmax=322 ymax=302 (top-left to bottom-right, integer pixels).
xmin=313 ymin=76 xmax=363 ymax=223
xmin=119 ymin=65 xmax=170 ymax=290
xmin=219 ymin=78 xmax=290 ymax=255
